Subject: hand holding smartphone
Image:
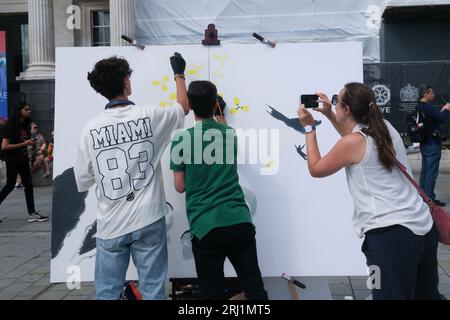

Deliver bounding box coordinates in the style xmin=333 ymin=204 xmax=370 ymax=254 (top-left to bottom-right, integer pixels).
xmin=300 ymin=94 xmax=319 ymax=109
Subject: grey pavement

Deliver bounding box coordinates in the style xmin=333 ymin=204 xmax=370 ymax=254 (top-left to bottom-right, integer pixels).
xmin=0 ymin=175 xmax=450 ymax=300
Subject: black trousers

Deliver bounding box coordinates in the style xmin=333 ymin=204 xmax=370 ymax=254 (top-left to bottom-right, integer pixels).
xmin=0 ymin=160 xmax=36 ymax=214
xmin=362 ymin=224 xmax=440 ymax=300
xmin=192 ymin=223 xmax=268 ymax=300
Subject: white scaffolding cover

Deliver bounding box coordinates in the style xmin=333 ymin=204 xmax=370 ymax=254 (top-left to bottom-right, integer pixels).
xmin=135 ymin=0 xmax=450 ymax=63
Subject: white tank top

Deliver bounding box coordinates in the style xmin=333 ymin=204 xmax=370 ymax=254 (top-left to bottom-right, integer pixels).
xmin=345 ymin=121 xmax=433 ymax=238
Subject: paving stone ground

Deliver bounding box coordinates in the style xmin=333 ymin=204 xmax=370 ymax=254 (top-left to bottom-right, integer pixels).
xmin=1 ymin=174 xmax=449 ymax=300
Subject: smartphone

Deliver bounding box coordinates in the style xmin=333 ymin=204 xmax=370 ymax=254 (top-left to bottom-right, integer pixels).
xmin=301 ymin=94 xmax=319 ymax=109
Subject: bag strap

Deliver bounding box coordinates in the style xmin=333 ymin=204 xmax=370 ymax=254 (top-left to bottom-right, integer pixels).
xmin=394 ymin=159 xmax=433 ymax=205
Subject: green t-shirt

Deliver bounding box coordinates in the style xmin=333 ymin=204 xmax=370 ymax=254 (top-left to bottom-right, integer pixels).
xmin=170 ymin=119 xmax=252 ymax=240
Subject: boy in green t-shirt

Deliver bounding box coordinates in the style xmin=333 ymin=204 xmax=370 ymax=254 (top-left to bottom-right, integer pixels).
xmin=170 ymin=81 xmax=268 ymax=300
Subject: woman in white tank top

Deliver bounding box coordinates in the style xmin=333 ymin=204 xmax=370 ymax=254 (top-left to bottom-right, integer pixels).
xmin=297 ymin=82 xmax=440 ymax=300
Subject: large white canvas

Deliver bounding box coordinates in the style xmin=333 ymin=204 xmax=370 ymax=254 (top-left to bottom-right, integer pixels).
xmin=51 ymin=42 xmax=367 ymax=283
xmin=208 ymin=43 xmax=366 ymax=277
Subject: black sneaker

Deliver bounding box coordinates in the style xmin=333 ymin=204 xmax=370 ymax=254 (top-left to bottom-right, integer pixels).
xmin=28 ymin=212 xmax=49 ymax=222
xmin=434 ymin=200 xmax=446 ymax=207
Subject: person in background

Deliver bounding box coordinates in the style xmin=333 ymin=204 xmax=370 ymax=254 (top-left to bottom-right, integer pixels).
xmin=45 ymin=130 xmax=54 ymax=163
xmin=0 ymin=117 xmax=5 ymax=223
xmin=297 ymin=83 xmax=441 ymax=300
xmin=417 ymin=85 xmax=450 ymax=207
xmin=0 ymin=117 xmax=6 ymax=162
xmin=0 ymin=102 xmax=48 ymax=222
xmin=29 ymin=122 xmax=51 ymax=178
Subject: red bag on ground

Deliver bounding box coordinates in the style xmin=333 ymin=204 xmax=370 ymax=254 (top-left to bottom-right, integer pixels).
xmin=395 ymin=159 xmax=450 ymax=245
xmin=119 ymin=281 xmax=142 ymax=300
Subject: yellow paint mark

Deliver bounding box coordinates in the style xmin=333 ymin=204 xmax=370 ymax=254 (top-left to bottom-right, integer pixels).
xmin=233 ymin=97 xmax=240 ymax=105
xmin=152 ymin=80 xmax=161 ymax=86
xmin=230 ymin=108 xmax=238 ymax=115
xmin=263 ymin=160 xmax=275 ymax=168
xmin=160 ymin=101 xmax=168 ymax=107
xmin=162 ymin=85 xmax=169 ymax=92
xmin=163 ymin=76 xmax=170 ymax=83
xmin=169 ymin=93 xmax=177 ymax=101
xmin=241 ymin=105 xmax=250 ymax=112
xmin=187 ymin=69 xmax=197 ymax=75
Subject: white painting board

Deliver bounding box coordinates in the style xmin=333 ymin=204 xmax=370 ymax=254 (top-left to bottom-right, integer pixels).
xmin=208 ymin=43 xmax=366 ymax=277
xmin=51 ymin=42 xmax=367 ymax=283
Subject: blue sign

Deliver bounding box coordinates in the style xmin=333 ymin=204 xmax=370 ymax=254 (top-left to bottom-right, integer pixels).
xmin=0 ymin=31 xmax=8 ymax=120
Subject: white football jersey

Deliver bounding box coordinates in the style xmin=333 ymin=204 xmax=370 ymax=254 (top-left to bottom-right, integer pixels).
xmin=74 ymin=104 xmax=185 ymax=240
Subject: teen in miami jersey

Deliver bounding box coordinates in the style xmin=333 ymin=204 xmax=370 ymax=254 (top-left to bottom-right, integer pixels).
xmin=74 ymin=53 xmax=189 ymax=300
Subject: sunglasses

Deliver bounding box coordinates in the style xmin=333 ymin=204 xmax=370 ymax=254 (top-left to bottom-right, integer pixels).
xmin=331 ymin=95 xmax=346 ymax=106
xmin=331 ymin=95 xmax=338 ymax=105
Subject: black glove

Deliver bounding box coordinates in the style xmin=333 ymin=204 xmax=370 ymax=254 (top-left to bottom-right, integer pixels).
xmin=170 ymin=52 xmax=186 ymax=76
xmin=215 ymin=96 xmax=227 ymax=116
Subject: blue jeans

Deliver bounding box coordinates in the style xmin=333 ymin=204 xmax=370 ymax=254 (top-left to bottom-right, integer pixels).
xmin=95 ymin=217 xmax=168 ymax=300
xmin=420 ymin=138 xmax=442 ymax=200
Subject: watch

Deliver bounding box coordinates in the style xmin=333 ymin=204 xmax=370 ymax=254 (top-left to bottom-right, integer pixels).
xmin=304 ymin=125 xmax=316 ymax=134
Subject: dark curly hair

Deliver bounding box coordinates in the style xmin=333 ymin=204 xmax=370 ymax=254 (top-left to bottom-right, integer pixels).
xmin=87 ymin=56 xmax=133 ymax=100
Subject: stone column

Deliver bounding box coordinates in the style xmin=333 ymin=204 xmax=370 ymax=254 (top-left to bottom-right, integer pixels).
xmin=18 ymin=0 xmax=55 ymax=80
xmin=17 ymin=0 xmax=55 ymax=169
xmin=110 ymin=0 xmax=136 ymax=46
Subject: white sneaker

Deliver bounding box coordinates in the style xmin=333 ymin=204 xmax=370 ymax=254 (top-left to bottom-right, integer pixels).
xmin=28 ymin=212 xmax=49 ymax=222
